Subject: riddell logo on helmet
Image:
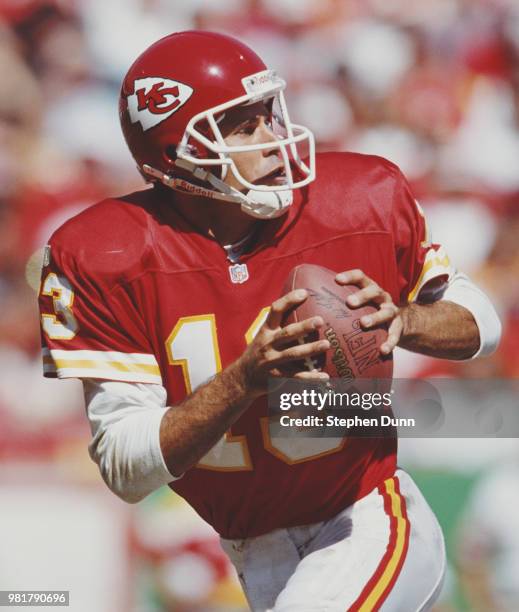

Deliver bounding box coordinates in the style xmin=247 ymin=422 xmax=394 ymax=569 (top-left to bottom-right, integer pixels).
xmin=127 ymin=77 xmax=194 ymax=131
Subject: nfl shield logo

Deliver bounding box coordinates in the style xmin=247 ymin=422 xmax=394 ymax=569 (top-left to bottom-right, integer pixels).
xmin=229 ymin=263 xmax=249 ymax=284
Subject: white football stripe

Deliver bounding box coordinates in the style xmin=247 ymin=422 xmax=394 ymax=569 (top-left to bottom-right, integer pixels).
xmin=42 ymin=348 xmax=159 ymax=366
xmin=54 ymin=367 xmax=162 ymax=384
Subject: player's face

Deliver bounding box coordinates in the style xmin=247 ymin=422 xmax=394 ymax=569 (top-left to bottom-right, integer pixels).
xmin=219 ymin=101 xmax=285 ymax=191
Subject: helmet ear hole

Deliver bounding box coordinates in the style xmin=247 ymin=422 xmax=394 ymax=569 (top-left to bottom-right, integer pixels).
xmin=164 ymin=145 xmax=178 ymax=162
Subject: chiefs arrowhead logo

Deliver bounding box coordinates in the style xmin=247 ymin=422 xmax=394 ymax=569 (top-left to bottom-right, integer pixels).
xmin=127 ymin=77 xmax=194 ymax=131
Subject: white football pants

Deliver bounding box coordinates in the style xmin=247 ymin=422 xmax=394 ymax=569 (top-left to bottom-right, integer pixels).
xmin=220 ymin=470 xmax=445 ymax=612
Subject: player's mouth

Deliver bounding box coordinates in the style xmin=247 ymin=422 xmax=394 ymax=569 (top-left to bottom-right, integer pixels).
xmin=255 ymin=167 xmax=286 ymax=186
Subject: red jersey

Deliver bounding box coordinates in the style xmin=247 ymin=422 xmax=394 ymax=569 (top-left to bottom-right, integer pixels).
xmin=38 ymin=152 xmax=451 ymax=538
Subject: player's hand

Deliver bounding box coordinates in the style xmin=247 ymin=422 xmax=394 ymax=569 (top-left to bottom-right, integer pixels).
xmin=237 ymin=289 xmax=330 ymax=397
xmin=335 ymin=269 xmax=402 ymax=355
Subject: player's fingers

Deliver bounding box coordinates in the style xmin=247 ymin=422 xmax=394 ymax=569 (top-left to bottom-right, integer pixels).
xmin=335 ymin=269 xmax=372 ymax=288
xmin=274 ymin=338 xmax=330 ymax=366
xmin=380 ymin=317 xmax=403 ymax=354
xmin=266 ymin=289 xmax=308 ymax=329
xmin=360 ymin=303 xmax=399 ymax=328
xmin=346 ymin=282 xmax=384 ymax=307
xmin=293 ymin=370 xmax=330 ymax=381
xmin=273 ymin=316 xmax=324 ymax=347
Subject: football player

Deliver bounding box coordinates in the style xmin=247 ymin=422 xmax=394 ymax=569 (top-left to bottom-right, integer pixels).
xmin=38 ymin=31 xmax=501 ymax=611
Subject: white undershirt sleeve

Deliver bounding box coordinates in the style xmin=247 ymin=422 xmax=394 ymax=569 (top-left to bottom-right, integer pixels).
xmin=82 ymin=379 xmax=180 ymax=503
xmin=436 ymin=271 xmax=502 ymax=359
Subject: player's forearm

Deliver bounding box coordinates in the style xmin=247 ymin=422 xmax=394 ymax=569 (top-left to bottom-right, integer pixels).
xmin=398 ymin=301 xmax=480 ymax=359
xmin=159 ymin=360 xmax=253 ymax=476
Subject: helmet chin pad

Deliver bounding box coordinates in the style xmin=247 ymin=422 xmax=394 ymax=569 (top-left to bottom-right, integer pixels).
xmin=240 ymin=188 xmax=293 ymax=219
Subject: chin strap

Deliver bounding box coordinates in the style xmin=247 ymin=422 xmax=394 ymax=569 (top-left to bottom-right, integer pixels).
xmin=142 ymin=161 xmax=292 ymax=219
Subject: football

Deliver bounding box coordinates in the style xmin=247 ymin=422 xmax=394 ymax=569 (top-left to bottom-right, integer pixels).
xmin=282 ymin=264 xmax=393 ymax=381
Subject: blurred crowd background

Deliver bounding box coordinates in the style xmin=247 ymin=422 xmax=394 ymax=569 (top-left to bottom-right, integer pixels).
xmin=0 ymin=0 xmax=518 ymax=610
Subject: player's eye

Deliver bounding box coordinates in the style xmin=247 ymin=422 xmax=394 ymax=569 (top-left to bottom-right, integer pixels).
xmin=236 ymin=121 xmax=256 ymax=135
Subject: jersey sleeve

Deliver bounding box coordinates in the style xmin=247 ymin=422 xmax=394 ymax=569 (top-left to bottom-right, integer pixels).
xmin=391 ymin=169 xmax=454 ymax=305
xmin=38 ymin=241 xmax=162 ymax=384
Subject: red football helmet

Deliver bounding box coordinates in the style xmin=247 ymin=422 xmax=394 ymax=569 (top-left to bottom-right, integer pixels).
xmin=119 ymin=31 xmax=315 ymax=218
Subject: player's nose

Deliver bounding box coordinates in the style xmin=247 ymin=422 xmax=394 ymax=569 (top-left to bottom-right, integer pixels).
xmin=256 ymin=117 xmax=279 ymax=157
